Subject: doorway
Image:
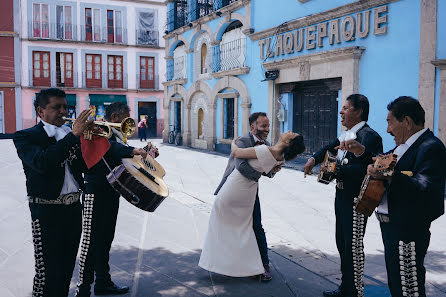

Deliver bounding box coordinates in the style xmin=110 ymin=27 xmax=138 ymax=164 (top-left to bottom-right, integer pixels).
xmin=292 ymin=79 xmax=339 ymax=154
xmin=138 ymin=101 xmax=157 ymax=137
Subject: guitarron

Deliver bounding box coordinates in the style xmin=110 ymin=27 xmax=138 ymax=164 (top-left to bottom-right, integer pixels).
xmin=107 ymin=142 xmax=168 ymax=212
xmin=354 ymin=153 xmax=397 ymax=216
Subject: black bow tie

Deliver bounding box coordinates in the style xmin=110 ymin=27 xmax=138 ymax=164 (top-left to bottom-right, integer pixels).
xmin=255 ymin=140 xmax=265 ymax=146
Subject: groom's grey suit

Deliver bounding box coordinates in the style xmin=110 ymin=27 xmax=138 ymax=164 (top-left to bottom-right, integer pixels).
xmin=214 ymin=132 xmax=272 ymax=266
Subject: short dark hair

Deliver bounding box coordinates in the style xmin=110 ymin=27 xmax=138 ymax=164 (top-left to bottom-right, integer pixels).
xmin=34 ymin=88 xmax=66 ymax=113
xmin=105 ymin=102 xmax=130 ymax=121
xmin=346 ymin=94 xmax=369 ymax=121
xmin=387 ymin=96 xmax=425 ymax=126
xmin=283 ymin=134 xmax=305 ymax=161
xmin=249 ymin=112 xmax=267 ymax=125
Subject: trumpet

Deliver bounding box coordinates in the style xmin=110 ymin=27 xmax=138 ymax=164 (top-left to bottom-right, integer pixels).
xmin=64 ymin=117 xmax=136 ymax=143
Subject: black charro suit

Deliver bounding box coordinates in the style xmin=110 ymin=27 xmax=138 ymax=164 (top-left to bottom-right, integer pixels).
xmin=378 ymin=129 xmax=445 ymax=297
xmin=76 ymin=132 xmax=134 ymax=296
xmin=312 ymin=123 xmax=383 ymax=296
xmin=13 ymin=122 xmax=87 ymax=297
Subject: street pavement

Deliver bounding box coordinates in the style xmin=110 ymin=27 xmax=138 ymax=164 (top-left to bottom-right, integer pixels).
xmin=0 ymin=138 xmax=445 ymax=297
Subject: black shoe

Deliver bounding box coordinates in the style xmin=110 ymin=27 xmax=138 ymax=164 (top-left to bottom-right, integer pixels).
xmin=323 ymin=288 xmax=345 ymax=297
xmin=94 ymin=284 xmax=129 ymax=295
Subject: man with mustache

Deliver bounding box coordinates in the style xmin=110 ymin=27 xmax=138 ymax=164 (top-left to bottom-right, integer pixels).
xmin=214 ymin=112 xmax=280 ymax=281
xmin=13 ymin=88 xmax=93 ymax=297
xmin=342 ymin=96 xmax=445 ymax=297
xmin=304 ymin=94 xmax=382 ymax=297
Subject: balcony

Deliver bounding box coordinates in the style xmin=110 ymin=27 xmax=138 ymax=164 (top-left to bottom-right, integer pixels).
xmin=214 ymin=0 xmax=239 ymax=10
xmin=82 ymin=72 xmax=128 ymax=89
xmin=212 ymin=38 xmax=246 ymax=73
xmin=166 ymin=56 xmax=187 ymax=82
xmin=189 ymin=0 xmax=214 ymax=22
xmin=80 ymin=25 xmax=127 ymax=44
xmin=137 ymin=74 xmax=159 ymax=90
xmin=136 ymin=29 xmax=159 ymax=46
xmin=29 ymin=70 xmax=78 ymax=88
xmin=167 ymin=1 xmax=188 ymax=32
xmin=28 ymin=22 xmax=77 ymax=41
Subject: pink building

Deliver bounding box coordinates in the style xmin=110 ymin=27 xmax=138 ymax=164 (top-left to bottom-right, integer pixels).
xmin=20 ymin=0 xmax=166 ymax=137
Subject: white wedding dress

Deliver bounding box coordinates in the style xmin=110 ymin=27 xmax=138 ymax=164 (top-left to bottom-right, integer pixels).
xmin=199 ymin=145 xmax=280 ymax=277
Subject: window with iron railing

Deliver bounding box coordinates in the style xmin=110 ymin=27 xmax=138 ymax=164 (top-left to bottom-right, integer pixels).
xmin=140 ymin=57 xmax=155 ymax=89
xmin=56 ymin=52 xmax=74 ymax=87
xmin=86 ymin=54 xmax=102 ymax=88
xmin=33 ymin=51 xmax=51 ymax=87
xmin=32 ymin=3 xmax=49 ymax=38
xmin=136 ymin=30 xmax=159 ymax=46
xmin=56 ymin=5 xmax=73 ymax=40
xmin=212 ymin=37 xmax=246 ymax=72
xmin=214 ymin=0 xmax=239 ymax=10
xmin=167 ymin=0 xmax=188 ymax=32
xmin=85 ymin=8 xmax=101 ymax=42
xmin=191 ymin=0 xmax=214 ymax=22
xmin=107 ymin=55 xmax=123 ymax=88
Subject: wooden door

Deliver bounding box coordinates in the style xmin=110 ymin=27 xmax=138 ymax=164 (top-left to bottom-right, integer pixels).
xmin=293 ymin=85 xmax=338 ymax=154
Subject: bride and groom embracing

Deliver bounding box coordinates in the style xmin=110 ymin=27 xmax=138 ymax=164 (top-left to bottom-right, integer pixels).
xmin=199 ymin=112 xmax=305 ymax=281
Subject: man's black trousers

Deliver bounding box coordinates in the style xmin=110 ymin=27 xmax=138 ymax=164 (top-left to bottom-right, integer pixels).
xmin=29 ymin=201 xmax=82 ymax=297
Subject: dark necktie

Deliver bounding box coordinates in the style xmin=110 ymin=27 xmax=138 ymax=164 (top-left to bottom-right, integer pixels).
xmin=255 ymin=140 xmax=265 ymax=146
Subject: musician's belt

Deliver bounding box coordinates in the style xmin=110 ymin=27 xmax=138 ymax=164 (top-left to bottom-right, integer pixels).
xmin=375 ymin=212 xmax=390 ymax=223
xmin=28 ymin=192 xmax=81 ymax=205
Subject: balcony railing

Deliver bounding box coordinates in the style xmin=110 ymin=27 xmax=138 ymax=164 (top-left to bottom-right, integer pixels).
xmin=28 ymin=21 xmax=77 ymax=40
xmin=80 ymin=25 xmax=127 ymax=44
xmin=29 ymin=70 xmax=78 ymax=88
xmin=137 ymin=74 xmax=159 ymax=89
xmin=190 ymin=0 xmax=214 ymax=22
xmin=167 ymin=1 xmax=188 ymax=32
xmin=136 ymin=29 xmax=159 ymax=46
xmin=214 ymin=0 xmax=239 ymax=10
xmin=82 ymin=72 xmax=128 ymax=89
xmin=167 ymin=56 xmax=186 ymax=81
xmin=212 ymin=38 xmax=246 ymax=72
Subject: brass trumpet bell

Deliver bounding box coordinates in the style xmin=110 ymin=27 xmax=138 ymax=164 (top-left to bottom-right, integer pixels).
xmin=64 ymin=117 xmax=136 ymax=143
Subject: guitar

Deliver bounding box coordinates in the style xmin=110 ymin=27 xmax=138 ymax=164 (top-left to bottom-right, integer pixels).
xmin=354 ymin=153 xmax=397 ymax=216
xmin=317 ymin=151 xmax=338 ymax=184
xmin=107 ymin=141 xmax=168 ymax=212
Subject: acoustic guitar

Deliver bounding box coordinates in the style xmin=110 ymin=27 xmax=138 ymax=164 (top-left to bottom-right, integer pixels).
xmin=354 ymin=153 xmax=397 ymax=216
xmin=106 ymin=142 xmax=169 ymax=212
xmin=317 ymin=151 xmax=338 ymax=184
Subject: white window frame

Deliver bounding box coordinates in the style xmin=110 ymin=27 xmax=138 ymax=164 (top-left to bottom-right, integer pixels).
xmin=0 ymin=91 xmax=4 ymax=134
xmin=32 ymin=3 xmax=49 ymax=38
xmin=56 ymin=5 xmax=73 ymax=40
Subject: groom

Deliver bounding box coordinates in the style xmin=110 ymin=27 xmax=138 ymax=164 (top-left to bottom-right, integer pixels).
xmin=215 ymin=112 xmax=279 ymax=281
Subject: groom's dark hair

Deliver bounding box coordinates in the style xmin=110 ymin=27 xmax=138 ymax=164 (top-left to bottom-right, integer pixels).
xmin=249 ymin=112 xmax=267 ymax=125
xmin=283 ymin=135 xmax=305 ymax=161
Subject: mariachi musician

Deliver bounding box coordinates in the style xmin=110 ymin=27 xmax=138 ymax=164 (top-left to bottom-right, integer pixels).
xmin=75 ymin=102 xmax=149 ymax=297
xmin=13 ymin=88 xmax=92 ymax=297
xmin=342 ymin=96 xmax=446 ymax=297
xmin=304 ymin=94 xmax=382 ymax=297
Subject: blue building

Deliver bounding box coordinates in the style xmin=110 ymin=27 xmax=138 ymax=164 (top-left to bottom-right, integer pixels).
xmin=162 ymin=0 xmax=445 ymax=153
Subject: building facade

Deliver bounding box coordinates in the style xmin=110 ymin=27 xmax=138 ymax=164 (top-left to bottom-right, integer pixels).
xmin=163 ymin=0 xmax=445 ymax=153
xmin=0 ymin=0 xmax=20 ymax=134
xmin=20 ymin=0 xmax=166 ymax=138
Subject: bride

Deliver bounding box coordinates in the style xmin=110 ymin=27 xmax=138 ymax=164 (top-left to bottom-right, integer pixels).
xmin=199 ymin=131 xmax=305 ymax=277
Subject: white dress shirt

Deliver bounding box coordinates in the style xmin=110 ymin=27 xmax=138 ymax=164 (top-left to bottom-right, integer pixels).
xmin=376 ymin=128 xmax=428 ymax=214
xmin=337 ymin=121 xmax=366 ymax=161
xmin=41 ymin=120 xmax=80 ymax=195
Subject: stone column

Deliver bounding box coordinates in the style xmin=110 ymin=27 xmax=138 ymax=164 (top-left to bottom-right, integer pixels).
xmin=418 ymin=0 xmax=437 ymax=130
xmin=432 ymin=59 xmax=446 ymax=145
xmin=183 ymin=103 xmax=192 ymax=146
xmin=162 ymin=96 xmax=170 ymax=143
xmin=240 ymin=102 xmax=251 ymax=135
xmin=207 ymin=103 xmax=217 ymax=150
